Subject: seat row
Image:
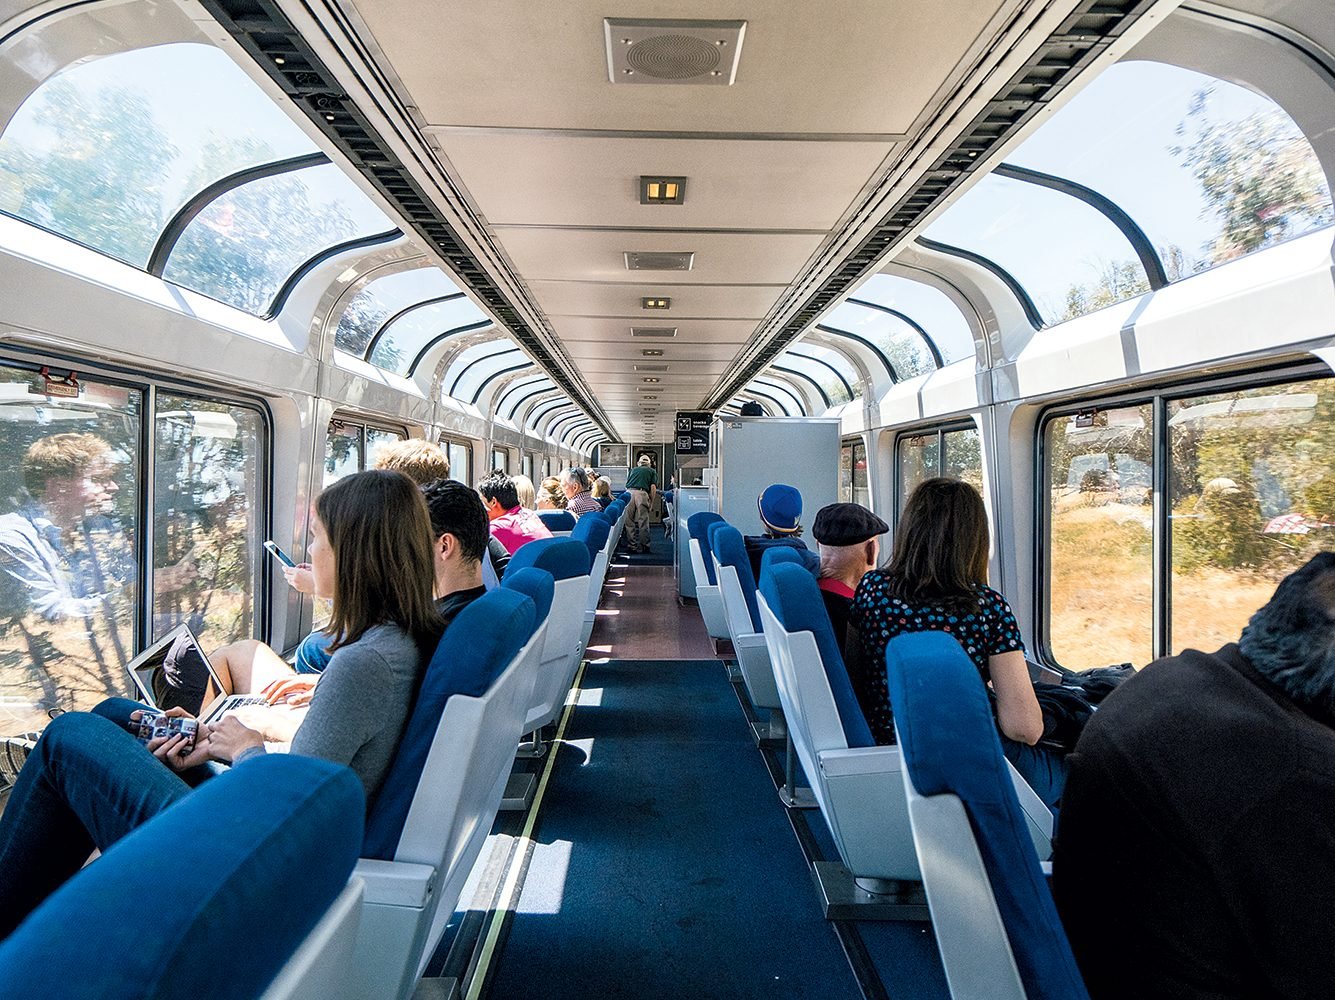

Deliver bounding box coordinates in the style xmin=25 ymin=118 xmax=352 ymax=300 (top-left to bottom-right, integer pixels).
xmin=1 ymin=496 xmax=635 ymax=999
xmin=685 ymin=511 xmax=1078 ymax=998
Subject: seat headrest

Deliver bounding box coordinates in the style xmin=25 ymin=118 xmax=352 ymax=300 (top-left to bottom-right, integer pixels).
xmin=536 ymin=510 xmax=576 ymax=532
xmin=688 ymin=512 xmax=724 ymax=584
xmin=0 ymin=743 xmax=362 ymax=999
xmin=760 ymin=561 xmax=874 ymax=748
xmin=709 ymin=522 xmax=760 ymax=631
xmin=502 ymin=567 xmax=554 ymax=624
xmin=571 ymin=512 xmax=611 ymax=556
xmin=363 ymin=588 xmax=535 ymax=860
xmin=884 ymin=632 xmax=1087 ymax=999
xmin=759 ymin=544 xmax=810 ymax=576
xmin=505 ymin=536 xmax=591 ymax=580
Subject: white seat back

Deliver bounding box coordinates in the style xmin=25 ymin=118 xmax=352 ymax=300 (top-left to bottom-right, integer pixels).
xmin=259 ymin=879 xmax=365 ymax=1000
xmin=715 ymin=558 xmax=780 ymax=709
xmin=524 ymin=574 xmax=589 ymax=732
xmin=688 ymin=538 xmax=729 ymax=640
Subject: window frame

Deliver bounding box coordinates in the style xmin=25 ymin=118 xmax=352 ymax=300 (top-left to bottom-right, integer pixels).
xmin=439 ymin=435 xmax=473 ymax=486
xmin=0 ymin=348 xmax=274 ymax=653
xmin=1035 ymin=361 xmax=1332 ymax=669
xmin=892 ymin=418 xmax=981 ymax=521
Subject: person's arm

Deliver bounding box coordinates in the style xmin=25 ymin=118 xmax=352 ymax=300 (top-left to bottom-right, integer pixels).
xmin=0 ymin=533 xmax=106 ymax=620
xmin=988 ymin=650 xmax=1045 ymax=745
xmin=285 ymin=642 xmax=394 ymax=767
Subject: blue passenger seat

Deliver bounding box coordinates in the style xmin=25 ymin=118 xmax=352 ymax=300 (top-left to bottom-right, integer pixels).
xmin=537 ymin=510 xmax=576 ymax=533
xmin=885 ymin=632 xmax=1085 ymax=1000
xmin=0 ymin=755 xmax=365 ymax=1000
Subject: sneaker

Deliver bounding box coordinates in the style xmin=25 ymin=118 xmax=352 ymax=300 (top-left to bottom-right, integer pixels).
xmin=0 ymin=734 xmax=38 ymax=789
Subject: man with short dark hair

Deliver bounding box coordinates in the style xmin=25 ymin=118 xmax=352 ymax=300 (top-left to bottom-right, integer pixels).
xmin=479 ymin=470 xmax=552 ymax=555
xmin=1052 ymin=552 xmax=1335 ymax=1000
xmin=811 ymin=503 xmax=888 ymax=657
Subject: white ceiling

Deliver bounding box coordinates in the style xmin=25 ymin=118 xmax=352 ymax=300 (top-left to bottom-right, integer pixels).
xmin=345 ymin=0 xmax=1015 ymax=439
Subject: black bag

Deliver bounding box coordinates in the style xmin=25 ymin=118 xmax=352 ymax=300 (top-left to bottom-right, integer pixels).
xmin=1034 ymin=664 xmax=1134 ymax=754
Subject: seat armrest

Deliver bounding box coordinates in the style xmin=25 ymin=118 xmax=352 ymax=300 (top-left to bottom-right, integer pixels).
xmin=818 ymin=745 xmax=903 ymax=777
xmin=352 ymin=859 xmax=437 ymax=907
xmin=733 ymin=631 xmax=767 ymax=651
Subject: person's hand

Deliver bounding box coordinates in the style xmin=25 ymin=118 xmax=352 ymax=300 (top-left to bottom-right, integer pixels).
xmin=282 ymin=563 xmax=314 ymax=595
xmin=140 ymin=707 xmax=212 ymax=772
xmin=202 ymin=716 xmax=264 ymax=763
xmin=261 ymin=675 xmax=318 ymax=707
xmin=224 ymin=704 xmax=302 ymax=743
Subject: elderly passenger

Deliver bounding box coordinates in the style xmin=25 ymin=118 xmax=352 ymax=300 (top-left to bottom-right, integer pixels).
xmin=810 ymin=503 xmax=888 ymax=658
xmin=560 ymin=468 xmax=602 ymax=519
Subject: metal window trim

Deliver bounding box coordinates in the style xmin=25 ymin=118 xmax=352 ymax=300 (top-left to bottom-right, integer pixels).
xmin=915 ymin=237 xmax=1044 ymax=329
xmin=469 ymin=357 xmax=532 ymax=407
xmin=786 ymin=346 xmax=858 ymax=400
xmin=512 ymin=385 xmax=564 ymax=427
xmin=266 ymin=229 xmax=401 ymax=319
xmin=444 ymin=341 xmax=521 ymax=398
xmin=559 ymin=419 xmax=596 ymax=446
xmin=529 ymin=397 xmax=572 ymax=434
xmin=741 ymin=386 xmax=791 ymax=416
xmin=992 ymin=163 xmax=1168 ymax=289
xmin=751 ymin=375 xmax=809 ymax=416
xmin=409 ymin=320 xmax=497 ymax=379
xmin=814 ymin=323 xmax=901 ymax=383
xmin=363 ymin=292 xmax=469 ymax=363
xmin=845 ymin=297 xmax=946 ymax=369
xmin=772 ymin=363 xmax=832 ymax=409
xmin=758 ymin=368 xmax=821 ymax=414
xmin=497 ymin=377 xmax=555 ymax=422
xmin=538 ymin=403 xmax=581 ymax=438
xmin=548 ymin=411 xmax=588 ymax=441
xmin=148 ymin=152 xmax=329 ymax=277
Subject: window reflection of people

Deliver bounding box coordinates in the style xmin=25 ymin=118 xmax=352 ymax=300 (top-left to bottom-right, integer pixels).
xmin=0 ymin=434 xmax=131 ymax=622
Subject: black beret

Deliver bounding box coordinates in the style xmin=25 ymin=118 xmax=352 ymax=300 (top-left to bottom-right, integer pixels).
xmin=812 ymin=503 xmax=889 ymax=546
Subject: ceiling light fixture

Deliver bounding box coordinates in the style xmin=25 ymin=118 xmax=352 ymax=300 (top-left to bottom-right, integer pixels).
xmin=639 ymin=176 xmax=687 ymax=205
xmin=630 ymin=327 xmax=677 ymax=338
xmin=640 ymin=349 xmax=664 ymax=357
xmin=641 ymin=297 xmax=671 ymax=310
xmin=624 ymin=252 xmax=693 ymax=272
xmin=642 ymin=377 xmax=660 ymax=383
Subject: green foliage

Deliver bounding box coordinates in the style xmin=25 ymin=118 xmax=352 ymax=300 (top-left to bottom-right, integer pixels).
xmin=1059 ymin=258 xmax=1152 ymax=323
xmin=1173 ymin=87 xmax=1333 ymax=265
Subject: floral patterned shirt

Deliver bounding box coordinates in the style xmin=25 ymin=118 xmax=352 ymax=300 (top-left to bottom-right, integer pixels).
xmin=845 ymin=573 xmax=1024 ymax=744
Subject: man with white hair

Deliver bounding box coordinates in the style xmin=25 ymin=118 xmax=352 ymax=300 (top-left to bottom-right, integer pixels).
xmin=1053 ymin=551 xmax=1335 ymax=999
xmin=624 ymin=455 xmax=658 ymax=554
xmin=810 ymin=503 xmax=889 ymax=657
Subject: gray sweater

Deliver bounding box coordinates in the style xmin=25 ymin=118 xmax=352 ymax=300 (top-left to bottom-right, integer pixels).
xmin=235 ymin=623 xmax=423 ymax=804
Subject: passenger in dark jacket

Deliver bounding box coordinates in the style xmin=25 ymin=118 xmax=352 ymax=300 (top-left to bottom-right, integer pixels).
xmin=1053 ymin=552 xmax=1335 ymax=1000
xmin=810 ymin=502 xmax=887 ymax=660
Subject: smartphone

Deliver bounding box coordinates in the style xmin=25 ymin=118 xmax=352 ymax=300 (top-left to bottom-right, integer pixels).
xmin=135 ymin=711 xmax=198 ymax=751
xmin=264 ymin=540 xmax=296 ymax=568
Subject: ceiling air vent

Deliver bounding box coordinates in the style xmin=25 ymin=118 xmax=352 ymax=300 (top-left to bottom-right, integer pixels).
xmin=630 ymin=327 xmax=677 ymax=339
xmin=634 ymin=364 xmax=669 ymax=372
xmin=605 ymin=19 xmax=745 ymax=85
xmin=624 ymin=251 xmax=694 ymax=271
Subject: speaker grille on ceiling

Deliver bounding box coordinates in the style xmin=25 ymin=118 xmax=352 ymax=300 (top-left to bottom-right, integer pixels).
xmin=624 ymin=251 xmax=694 ymax=271
xmin=634 ymin=364 xmax=669 ymax=371
xmin=605 ymin=18 xmax=746 ymax=86
xmin=630 ymin=327 xmax=677 ymax=338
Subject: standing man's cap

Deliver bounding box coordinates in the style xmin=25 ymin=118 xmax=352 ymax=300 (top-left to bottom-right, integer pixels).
xmin=758 ymin=484 xmax=803 ymax=534
xmin=638 ymin=455 xmax=652 ymax=466
xmin=812 ymin=503 xmax=889 ymax=546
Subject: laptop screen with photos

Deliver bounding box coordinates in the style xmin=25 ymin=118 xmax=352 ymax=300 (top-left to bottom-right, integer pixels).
xmin=127 ymin=623 xmax=224 ymax=717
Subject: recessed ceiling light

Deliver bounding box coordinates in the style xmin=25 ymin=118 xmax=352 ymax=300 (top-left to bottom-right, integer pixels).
xmin=639 ymin=176 xmax=687 ymax=205
xmin=640 ymin=349 xmax=664 ymax=357
xmin=624 ymin=252 xmax=693 ymax=272
xmin=641 ymin=297 xmax=671 ymax=310
xmin=642 ymin=377 xmax=660 ymax=383
xmin=630 ymin=327 xmax=677 ymax=338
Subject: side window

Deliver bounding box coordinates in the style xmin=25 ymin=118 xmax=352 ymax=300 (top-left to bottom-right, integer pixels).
xmin=492 ymin=448 xmax=509 ymax=474
xmin=152 ymin=396 xmax=265 ymax=652
xmin=364 ymin=426 xmax=405 ymax=467
xmin=0 ymin=366 xmax=142 ymax=731
xmin=324 ymin=421 xmax=363 ymax=487
xmin=521 ymin=452 xmax=534 ymax=482
xmin=942 ymin=427 xmax=982 ymax=494
xmin=1168 ymin=379 xmax=1334 ymax=654
xmin=442 ymin=439 xmax=471 ymax=486
xmin=1044 ymin=405 xmax=1154 ymax=671
xmin=840 ymin=438 xmax=869 ymax=507
xmin=895 ymin=432 xmax=941 ymax=515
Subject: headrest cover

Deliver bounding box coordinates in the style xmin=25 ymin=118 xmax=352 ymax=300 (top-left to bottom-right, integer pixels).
xmin=812 ymin=503 xmax=888 ymax=546
xmin=758 ymin=484 xmax=802 ymax=534
xmin=505 ymin=536 xmax=591 ymax=580
xmin=502 ymin=567 xmax=554 ymax=624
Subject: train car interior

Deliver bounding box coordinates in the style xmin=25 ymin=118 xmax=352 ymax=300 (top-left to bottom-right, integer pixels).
xmin=0 ymin=0 xmax=1332 ymax=996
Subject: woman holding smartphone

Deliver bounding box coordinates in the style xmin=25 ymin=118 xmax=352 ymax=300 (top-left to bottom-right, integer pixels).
xmin=0 ymin=470 xmax=443 ymax=937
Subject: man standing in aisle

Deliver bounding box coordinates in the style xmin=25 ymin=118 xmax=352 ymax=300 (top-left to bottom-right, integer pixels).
xmin=624 ymin=455 xmax=658 ymax=554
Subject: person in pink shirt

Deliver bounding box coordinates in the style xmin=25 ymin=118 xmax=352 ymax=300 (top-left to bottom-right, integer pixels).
xmin=478 ymin=470 xmax=553 ymax=555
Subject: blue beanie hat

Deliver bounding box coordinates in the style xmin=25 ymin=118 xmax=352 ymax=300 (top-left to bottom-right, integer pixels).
xmin=758 ymin=483 xmax=802 ymax=534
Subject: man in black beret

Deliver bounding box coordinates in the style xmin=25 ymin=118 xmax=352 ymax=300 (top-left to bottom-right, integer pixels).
xmin=812 ymin=502 xmax=889 ymax=658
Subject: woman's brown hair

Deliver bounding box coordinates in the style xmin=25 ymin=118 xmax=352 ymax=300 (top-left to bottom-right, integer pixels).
xmin=317 ymin=469 xmax=443 ymax=654
xmin=884 ymin=477 xmax=990 ymax=611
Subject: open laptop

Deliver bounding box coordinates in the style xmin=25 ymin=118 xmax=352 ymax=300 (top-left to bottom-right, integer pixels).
xmin=126 ymin=623 xmax=269 ymax=724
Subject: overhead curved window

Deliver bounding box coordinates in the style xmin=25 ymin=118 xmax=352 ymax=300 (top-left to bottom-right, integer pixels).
xmin=335 ymin=268 xmax=465 ymax=356
xmin=789 ymin=341 xmax=862 ymax=401
xmin=0 ymin=43 xmax=316 ymax=269
xmin=773 ymin=352 xmax=846 ymax=407
xmin=1007 ymin=60 xmax=1333 ymax=285
xmin=823 ymin=300 xmax=937 ymax=380
xmin=855 ymin=274 xmax=975 ymax=364
xmin=162 ymin=163 xmax=393 ymax=316
xmin=923 ymin=173 xmax=1152 ymax=326
xmin=448 ymin=345 xmax=529 ymax=405
xmin=368 ymin=296 xmax=491 ymax=374
xmin=751 ymin=377 xmax=807 ymax=415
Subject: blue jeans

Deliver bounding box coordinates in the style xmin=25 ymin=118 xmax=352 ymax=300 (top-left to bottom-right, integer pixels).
xmin=1001 ymin=737 xmax=1067 ymax=810
xmin=0 ymin=708 xmax=193 ymax=939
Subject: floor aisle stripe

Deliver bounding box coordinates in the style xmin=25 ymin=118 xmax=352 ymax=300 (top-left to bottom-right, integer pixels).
xmin=464 ymin=657 xmax=591 ymax=1000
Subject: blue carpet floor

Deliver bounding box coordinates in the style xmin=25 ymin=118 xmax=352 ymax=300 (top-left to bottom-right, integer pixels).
xmin=616 ymin=522 xmax=674 ymax=566
xmin=484 ymin=658 xmax=864 ymax=999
